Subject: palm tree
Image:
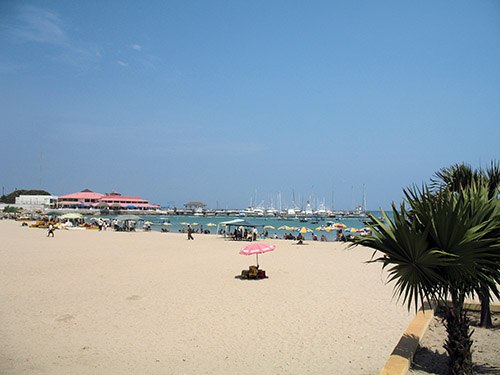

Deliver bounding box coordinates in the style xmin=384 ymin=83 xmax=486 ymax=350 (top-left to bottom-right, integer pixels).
xmin=351 ymin=183 xmax=500 ymax=375
xmin=431 ymin=161 xmax=500 ymax=327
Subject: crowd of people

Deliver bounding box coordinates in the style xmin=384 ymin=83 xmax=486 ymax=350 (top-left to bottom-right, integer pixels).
xmin=7 ymin=213 xmax=372 ymax=242
xmin=218 ymin=226 xmax=358 ymax=243
xmin=230 ymin=227 xmax=259 ymax=241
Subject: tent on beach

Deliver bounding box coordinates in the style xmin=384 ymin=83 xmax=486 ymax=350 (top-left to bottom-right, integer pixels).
xmin=114 ymin=214 xmax=144 ymax=232
xmin=115 ymin=214 xmax=143 ymax=221
xmin=217 ymin=219 xmax=264 ymax=238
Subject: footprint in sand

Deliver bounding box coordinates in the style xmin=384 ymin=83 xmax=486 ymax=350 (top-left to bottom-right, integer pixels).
xmin=56 ymin=314 xmax=74 ymax=322
xmin=126 ymin=295 xmax=141 ymax=301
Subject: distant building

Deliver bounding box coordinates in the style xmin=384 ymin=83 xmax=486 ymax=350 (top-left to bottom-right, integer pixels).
xmin=14 ymin=195 xmax=58 ymax=209
xmin=57 ymin=189 xmax=160 ymax=210
xmin=99 ymin=192 xmax=158 ymax=209
xmin=57 ymin=189 xmax=104 ymax=208
xmin=184 ymin=201 xmax=207 ymax=209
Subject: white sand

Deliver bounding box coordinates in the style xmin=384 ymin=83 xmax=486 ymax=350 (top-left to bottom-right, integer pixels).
xmin=0 ymin=220 xmax=415 ymax=374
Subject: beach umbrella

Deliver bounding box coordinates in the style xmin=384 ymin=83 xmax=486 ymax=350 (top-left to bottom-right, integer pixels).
xmin=207 ymin=223 xmax=216 ymax=227
xmin=316 ymin=226 xmax=327 ymax=231
xmin=60 ymin=213 xmax=83 ymax=219
xmin=295 ymin=226 xmax=313 ymax=234
xmin=180 ymin=222 xmax=189 ymax=225
xmin=278 ymin=225 xmax=292 ymax=230
xmin=333 ymin=223 xmax=347 ymax=229
xmin=240 ymin=242 xmax=276 ymax=268
xmin=191 ymin=223 xmax=199 ymax=226
xmin=264 ymin=225 xmax=275 ymax=229
xmin=344 ymin=228 xmax=360 ymax=233
xmin=163 ymin=222 xmax=172 ymax=226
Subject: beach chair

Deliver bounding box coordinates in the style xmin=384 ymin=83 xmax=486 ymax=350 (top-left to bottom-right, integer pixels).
xmin=241 ymin=266 xmax=266 ymax=279
xmin=249 ymin=266 xmax=259 ymax=279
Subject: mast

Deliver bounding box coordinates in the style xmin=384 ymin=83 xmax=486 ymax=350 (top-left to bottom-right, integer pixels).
xmin=310 ymin=185 xmax=314 ymax=211
xmin=351 ymin=186 xmax=354 ymax=211
xmin=40 ymin=152 xmax=43 ymax=187
xmin=362 ymin=184 xmax=366 ymax=212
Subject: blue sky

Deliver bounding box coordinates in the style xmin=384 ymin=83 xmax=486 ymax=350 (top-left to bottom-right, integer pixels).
xmin=1 ymin=1 xmax=499 ymax=210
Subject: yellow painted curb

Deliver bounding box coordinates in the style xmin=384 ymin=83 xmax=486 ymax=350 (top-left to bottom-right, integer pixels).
xmin=380 ymin=302 xmax=500 ymax=375
xmin=379 ymin=302 xmax=435 ymax=375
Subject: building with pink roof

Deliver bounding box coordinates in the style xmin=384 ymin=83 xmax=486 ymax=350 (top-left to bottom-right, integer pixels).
xmin=57 ymin=189 xmax=159 ymax=210
xmin=57 ymin=189 xmax=104 ymax=208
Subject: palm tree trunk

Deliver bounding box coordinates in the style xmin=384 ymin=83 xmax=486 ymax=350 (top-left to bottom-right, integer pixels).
xmin=479 ymin=289 xmax=493 ymax=328
xmin=443 ymin=306 xmax=474 ymax=375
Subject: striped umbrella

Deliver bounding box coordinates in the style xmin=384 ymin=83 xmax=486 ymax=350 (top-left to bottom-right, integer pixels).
xmin=344 ymin=227 xmax=361 ymax=233
xmin=295 ymin=226 xmax=313 ymax=234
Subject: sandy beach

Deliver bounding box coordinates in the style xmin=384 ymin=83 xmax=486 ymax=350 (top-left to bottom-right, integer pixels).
xmin=0 ymin=220 xmax=415 ymax=374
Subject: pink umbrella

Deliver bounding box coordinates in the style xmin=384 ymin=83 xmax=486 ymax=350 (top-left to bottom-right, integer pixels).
xmin=240 ymin=242 xmax=276 ymax=268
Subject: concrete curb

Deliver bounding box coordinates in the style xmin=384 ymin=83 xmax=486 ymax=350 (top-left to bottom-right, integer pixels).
xmin=379 ymin=301 xmax=435 ymax=375
xmin=379 ymin=302 xmax=500 ymax=375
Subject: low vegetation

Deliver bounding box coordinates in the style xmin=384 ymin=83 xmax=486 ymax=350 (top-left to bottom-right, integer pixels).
xmin=0 ymin=189 xmax=51 ymax=204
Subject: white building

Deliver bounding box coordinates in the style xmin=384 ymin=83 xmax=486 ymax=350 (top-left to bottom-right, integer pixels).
xmin=14 ymin=195 xmax=58 ymax=210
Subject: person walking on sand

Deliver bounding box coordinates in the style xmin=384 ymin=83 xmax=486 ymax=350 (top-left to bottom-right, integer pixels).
xmin=47 ymin=223 xmax=54 ymax=237
xmin=187 ymin=225 xmax=194 ymax=240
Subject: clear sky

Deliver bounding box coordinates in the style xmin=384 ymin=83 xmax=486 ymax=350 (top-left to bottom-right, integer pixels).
xmin=1 ymin=1 xmax=499 ymax=210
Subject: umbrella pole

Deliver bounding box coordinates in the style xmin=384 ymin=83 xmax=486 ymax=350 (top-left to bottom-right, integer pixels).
xmin=256 ymin=253 xmax=259 ymax=269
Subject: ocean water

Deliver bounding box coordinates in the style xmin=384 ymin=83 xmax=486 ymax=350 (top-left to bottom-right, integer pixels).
xmin=91 ymin=210 xmax=392 ymax=242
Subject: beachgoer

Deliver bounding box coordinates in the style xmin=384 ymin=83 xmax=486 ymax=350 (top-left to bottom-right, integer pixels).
xmin=320 ymin=235 xmax=327 ymax=242
xmin=297 ymin=233 xmax=304 ymax=245
xmin=47 ymin=223 xmax=54 ymax=237
xmin=336 ymin=229 xmax=346 ymax=242
xmin=187 ymin=225 xmax=194 ymax=240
